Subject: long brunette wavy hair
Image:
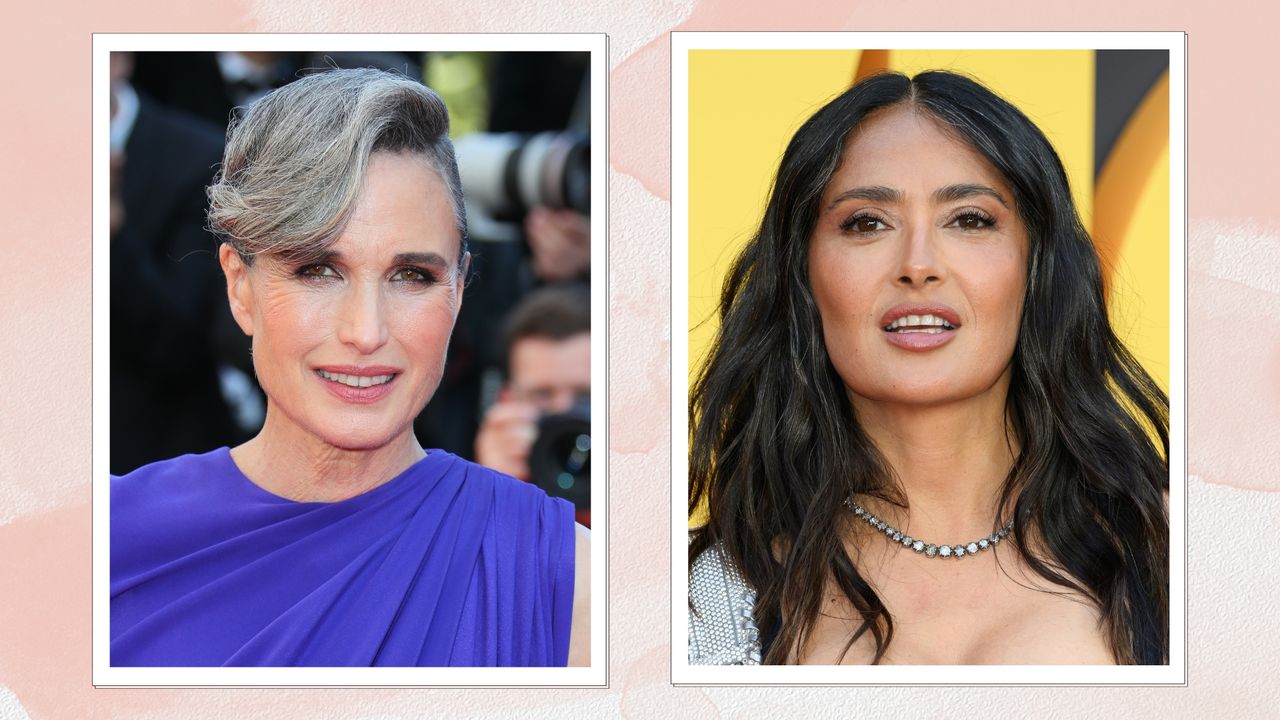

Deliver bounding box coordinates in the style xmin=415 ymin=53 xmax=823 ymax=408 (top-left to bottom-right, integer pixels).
xmin=689 ymin=71 xmax=1169 ymax=664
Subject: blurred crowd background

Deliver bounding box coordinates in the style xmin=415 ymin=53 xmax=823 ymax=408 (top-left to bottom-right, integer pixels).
xmin=109 ymin=50 xmax=593 ymax=525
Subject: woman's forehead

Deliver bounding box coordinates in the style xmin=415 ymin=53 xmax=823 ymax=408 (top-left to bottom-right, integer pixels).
xmin=828 ymin=105 xmax=1012 ymax=198
xmin=337 ymin=153 xmax=461 ymax=263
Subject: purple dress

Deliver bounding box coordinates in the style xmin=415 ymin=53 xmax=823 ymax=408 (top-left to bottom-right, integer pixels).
xmin=110 ymin=448 xmax=575 ymax=666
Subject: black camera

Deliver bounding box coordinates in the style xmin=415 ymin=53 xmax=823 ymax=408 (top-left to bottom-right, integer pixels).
xmin=528 ymin=394 xmax=590 ymax=509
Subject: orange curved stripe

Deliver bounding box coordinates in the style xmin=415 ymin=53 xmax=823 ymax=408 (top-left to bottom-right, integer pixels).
xmin=1094 ymin=71 xmax=1169 ymax=292
xmin=854 ymin=49 xmax=891 ymax=83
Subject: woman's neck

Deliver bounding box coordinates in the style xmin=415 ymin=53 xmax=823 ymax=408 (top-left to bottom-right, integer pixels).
xmin=230 ymin=406 xmax=426 ymax=503
xmin=851 ymin=391 xmax=1018 ymax=542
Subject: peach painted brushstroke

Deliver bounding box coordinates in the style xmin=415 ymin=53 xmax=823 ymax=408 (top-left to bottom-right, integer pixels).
xmin=243 ymin=0 xmax=694 ymax=58
xmin=1188 ymin=267 xmax=1280 ymax=492
xmin=1189 ymin=219 xmax=1280 ymax=492
xmin=618 ymin=646 xmax=717 ymax=718
xmin=0 ymin=1 xmax=251 ymax=715
xmin=0 ymin=1 xmax=254 ymax=530
xmin=1199 ymin=220 xmax=1280 ymax=302
xmin=606 ymin=173 xmax=674 ymax=456
xmin=610 ymin=0 xmax=863 ymax=201
xmin=0 ymin=3 xmax=238 ymax=717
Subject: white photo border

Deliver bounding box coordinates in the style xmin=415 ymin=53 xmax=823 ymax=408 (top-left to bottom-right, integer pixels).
xmin=670 ymin=30 xmax=1187 ymax=685
xmin=92 ymin=32 xmax=608 ymax=688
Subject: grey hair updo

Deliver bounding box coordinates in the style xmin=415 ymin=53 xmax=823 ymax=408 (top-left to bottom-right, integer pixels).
xmin=208 ymin=67 xmax=468 ymax=267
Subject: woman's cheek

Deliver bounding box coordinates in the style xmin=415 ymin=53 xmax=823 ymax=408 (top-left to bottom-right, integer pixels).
xmin=267 ymin=289 xmax=330 ymax=339
xmin=398 ymin=291 xmax=458 ymax=332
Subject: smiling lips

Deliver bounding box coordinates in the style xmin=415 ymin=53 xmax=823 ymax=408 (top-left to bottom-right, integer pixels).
xmin=314 ymin=365 xmax=401 ymax=403
xmin=880 ymin=305 xmax=961 ymax=351
xmin=317 ymin=369 xmax=395 ymax=387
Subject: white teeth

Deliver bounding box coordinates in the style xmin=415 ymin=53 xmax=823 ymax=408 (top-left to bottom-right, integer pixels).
xmin=886 ymin=314 xmax=955 ymax=332
xmin=317 ymin=369 xmax=394 ymax=387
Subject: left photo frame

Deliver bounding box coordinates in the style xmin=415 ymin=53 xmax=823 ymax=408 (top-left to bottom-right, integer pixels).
xmin=92 ymin=33 xmax=607 ymax=687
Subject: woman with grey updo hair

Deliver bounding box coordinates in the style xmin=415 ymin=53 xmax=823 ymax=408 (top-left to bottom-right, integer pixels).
xmin=111 ymin=67 xmax=589 ymax=668
xmin=208 ymin=68 xmax=469 ymax=266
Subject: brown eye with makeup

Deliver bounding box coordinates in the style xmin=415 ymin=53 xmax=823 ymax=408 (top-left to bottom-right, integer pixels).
xmin=947 ymin=209 xmax=996 ymax=232
xmin=296 ymin=263 xmax=340 ymax=281
xmin=840 ymin=213 xmax=892 ymax=234
xmin=391 ymin=266 xmax=441 ymax=284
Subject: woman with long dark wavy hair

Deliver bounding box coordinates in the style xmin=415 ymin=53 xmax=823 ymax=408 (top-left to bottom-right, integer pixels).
xmin=688 ymin=70 xmax=1168 ymax=665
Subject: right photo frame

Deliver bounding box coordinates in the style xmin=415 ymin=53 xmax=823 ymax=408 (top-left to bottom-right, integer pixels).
xmin=672 ymin=32 xmax=1186 ymax=684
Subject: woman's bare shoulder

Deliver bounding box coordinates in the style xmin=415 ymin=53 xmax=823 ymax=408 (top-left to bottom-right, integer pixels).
xmin=567 ymin=523 xmax=591 ymax=666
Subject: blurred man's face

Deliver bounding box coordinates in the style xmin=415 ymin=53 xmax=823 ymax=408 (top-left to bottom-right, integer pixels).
xmin=509 ymin=333 xmax=590 ymax=414
xmin=110 ymin=51 xmax=134 ymax=84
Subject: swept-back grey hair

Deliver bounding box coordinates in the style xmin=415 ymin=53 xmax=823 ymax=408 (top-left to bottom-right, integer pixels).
xmin=207 ymin=67 xmax=468 ymax=267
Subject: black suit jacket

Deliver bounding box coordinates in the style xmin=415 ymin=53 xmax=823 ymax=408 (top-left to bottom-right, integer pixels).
xmin=110 ymin=92 xmax=243 ymax=474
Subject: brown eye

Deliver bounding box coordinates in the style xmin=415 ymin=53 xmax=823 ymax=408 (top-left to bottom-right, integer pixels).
xmin=842 ymin=214 xmax=889 ymax=234
xmin=297 ymin=264 xmax=338 ymax=279
xmin=951 ymin=212 xmax=995 ymax=231
xmin=392 ymin=266 xmax=437 ymax=283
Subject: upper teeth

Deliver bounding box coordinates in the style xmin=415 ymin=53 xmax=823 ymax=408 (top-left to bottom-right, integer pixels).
xmin=886 ymin=314 xmax=955 ymax=332
xmin=317 ymin=369 xmax=395 ymax=387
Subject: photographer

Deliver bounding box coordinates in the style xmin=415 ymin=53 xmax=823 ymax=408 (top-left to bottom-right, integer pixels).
xmin=475 ymin=284 xmax=591 ymax=523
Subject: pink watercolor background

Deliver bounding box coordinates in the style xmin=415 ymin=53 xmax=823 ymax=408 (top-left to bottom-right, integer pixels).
xmin=1 ymin=0 xmax=1278 ymax=717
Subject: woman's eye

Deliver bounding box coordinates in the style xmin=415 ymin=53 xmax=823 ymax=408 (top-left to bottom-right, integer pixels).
xmin=842 ymin=214 xmax=889 ymax=234
xmin=298 ymin=264 xmax=338 ymax=279
xmin=950 ymin=211 xmax=996 ymax=231
xmin=392 ymin=267 xmax=437 ymax=283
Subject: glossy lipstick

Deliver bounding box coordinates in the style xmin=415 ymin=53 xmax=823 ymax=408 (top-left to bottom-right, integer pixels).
xmin=879 ymin=304 xmax=961 ymax=352
xmin=314 ymin=365 xmax=401 ymax=404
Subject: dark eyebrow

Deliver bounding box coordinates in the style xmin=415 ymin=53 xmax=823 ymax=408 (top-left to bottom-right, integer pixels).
xmin=825 ymin=183 xmax=1011 ymax=212
xmin=296 ymin=250 xmax=453 ymax=270
xmin=932 ymin=183 xmax=1009 ymax=209
xmin=826 ymin=185 xmax=902 ymax=210
xmin=392 ymin=251 xmax=451 ymax=269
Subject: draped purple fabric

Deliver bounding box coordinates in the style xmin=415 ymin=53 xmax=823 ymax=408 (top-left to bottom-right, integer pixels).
xmin=110 ymin=448 xmax=575 ymax=667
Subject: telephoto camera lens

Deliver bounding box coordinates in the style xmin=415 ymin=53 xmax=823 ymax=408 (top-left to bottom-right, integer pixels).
xmin=455 ymin=131 xmax=591 ymax=221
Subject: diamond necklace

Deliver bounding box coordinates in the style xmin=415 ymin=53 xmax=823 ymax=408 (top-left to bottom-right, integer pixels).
xmin=844 ymin=499 xmax=1014 ymax=559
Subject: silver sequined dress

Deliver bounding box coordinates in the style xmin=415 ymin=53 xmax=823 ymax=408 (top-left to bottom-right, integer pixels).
xmin=688 ymin=539 xmax=762 ymax=665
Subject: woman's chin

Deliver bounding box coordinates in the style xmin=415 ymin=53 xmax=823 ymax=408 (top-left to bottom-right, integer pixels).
xmin=302 ymin=421 xmax=414 ymax=454
xmin=848 ymin=382 xmax=993 ymax=409
xmin=349 ymin=434 xmax=413 ymax=454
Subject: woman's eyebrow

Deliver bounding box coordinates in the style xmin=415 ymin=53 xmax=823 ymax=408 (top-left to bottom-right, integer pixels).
xmin=392 ymin=251 xmax=451 ymax=268
xmin=932 ymin=183 xmax=1009 ymax=208
xmin=825 ymin=184 xmax=1011 ymax=211
xmin=291 ymin=249 xmax=342 ymax=267
xmin=825 ymin=185 xmax=902 ymax=210
xmin=298 ymin=250 xmax=452 ymax=269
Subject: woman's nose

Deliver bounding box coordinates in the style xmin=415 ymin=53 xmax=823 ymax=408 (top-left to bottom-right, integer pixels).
xmin=896 ymin=224 xmax=945 ymax=287
xmin=336 ymin=283 xmax=389 ymax=355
